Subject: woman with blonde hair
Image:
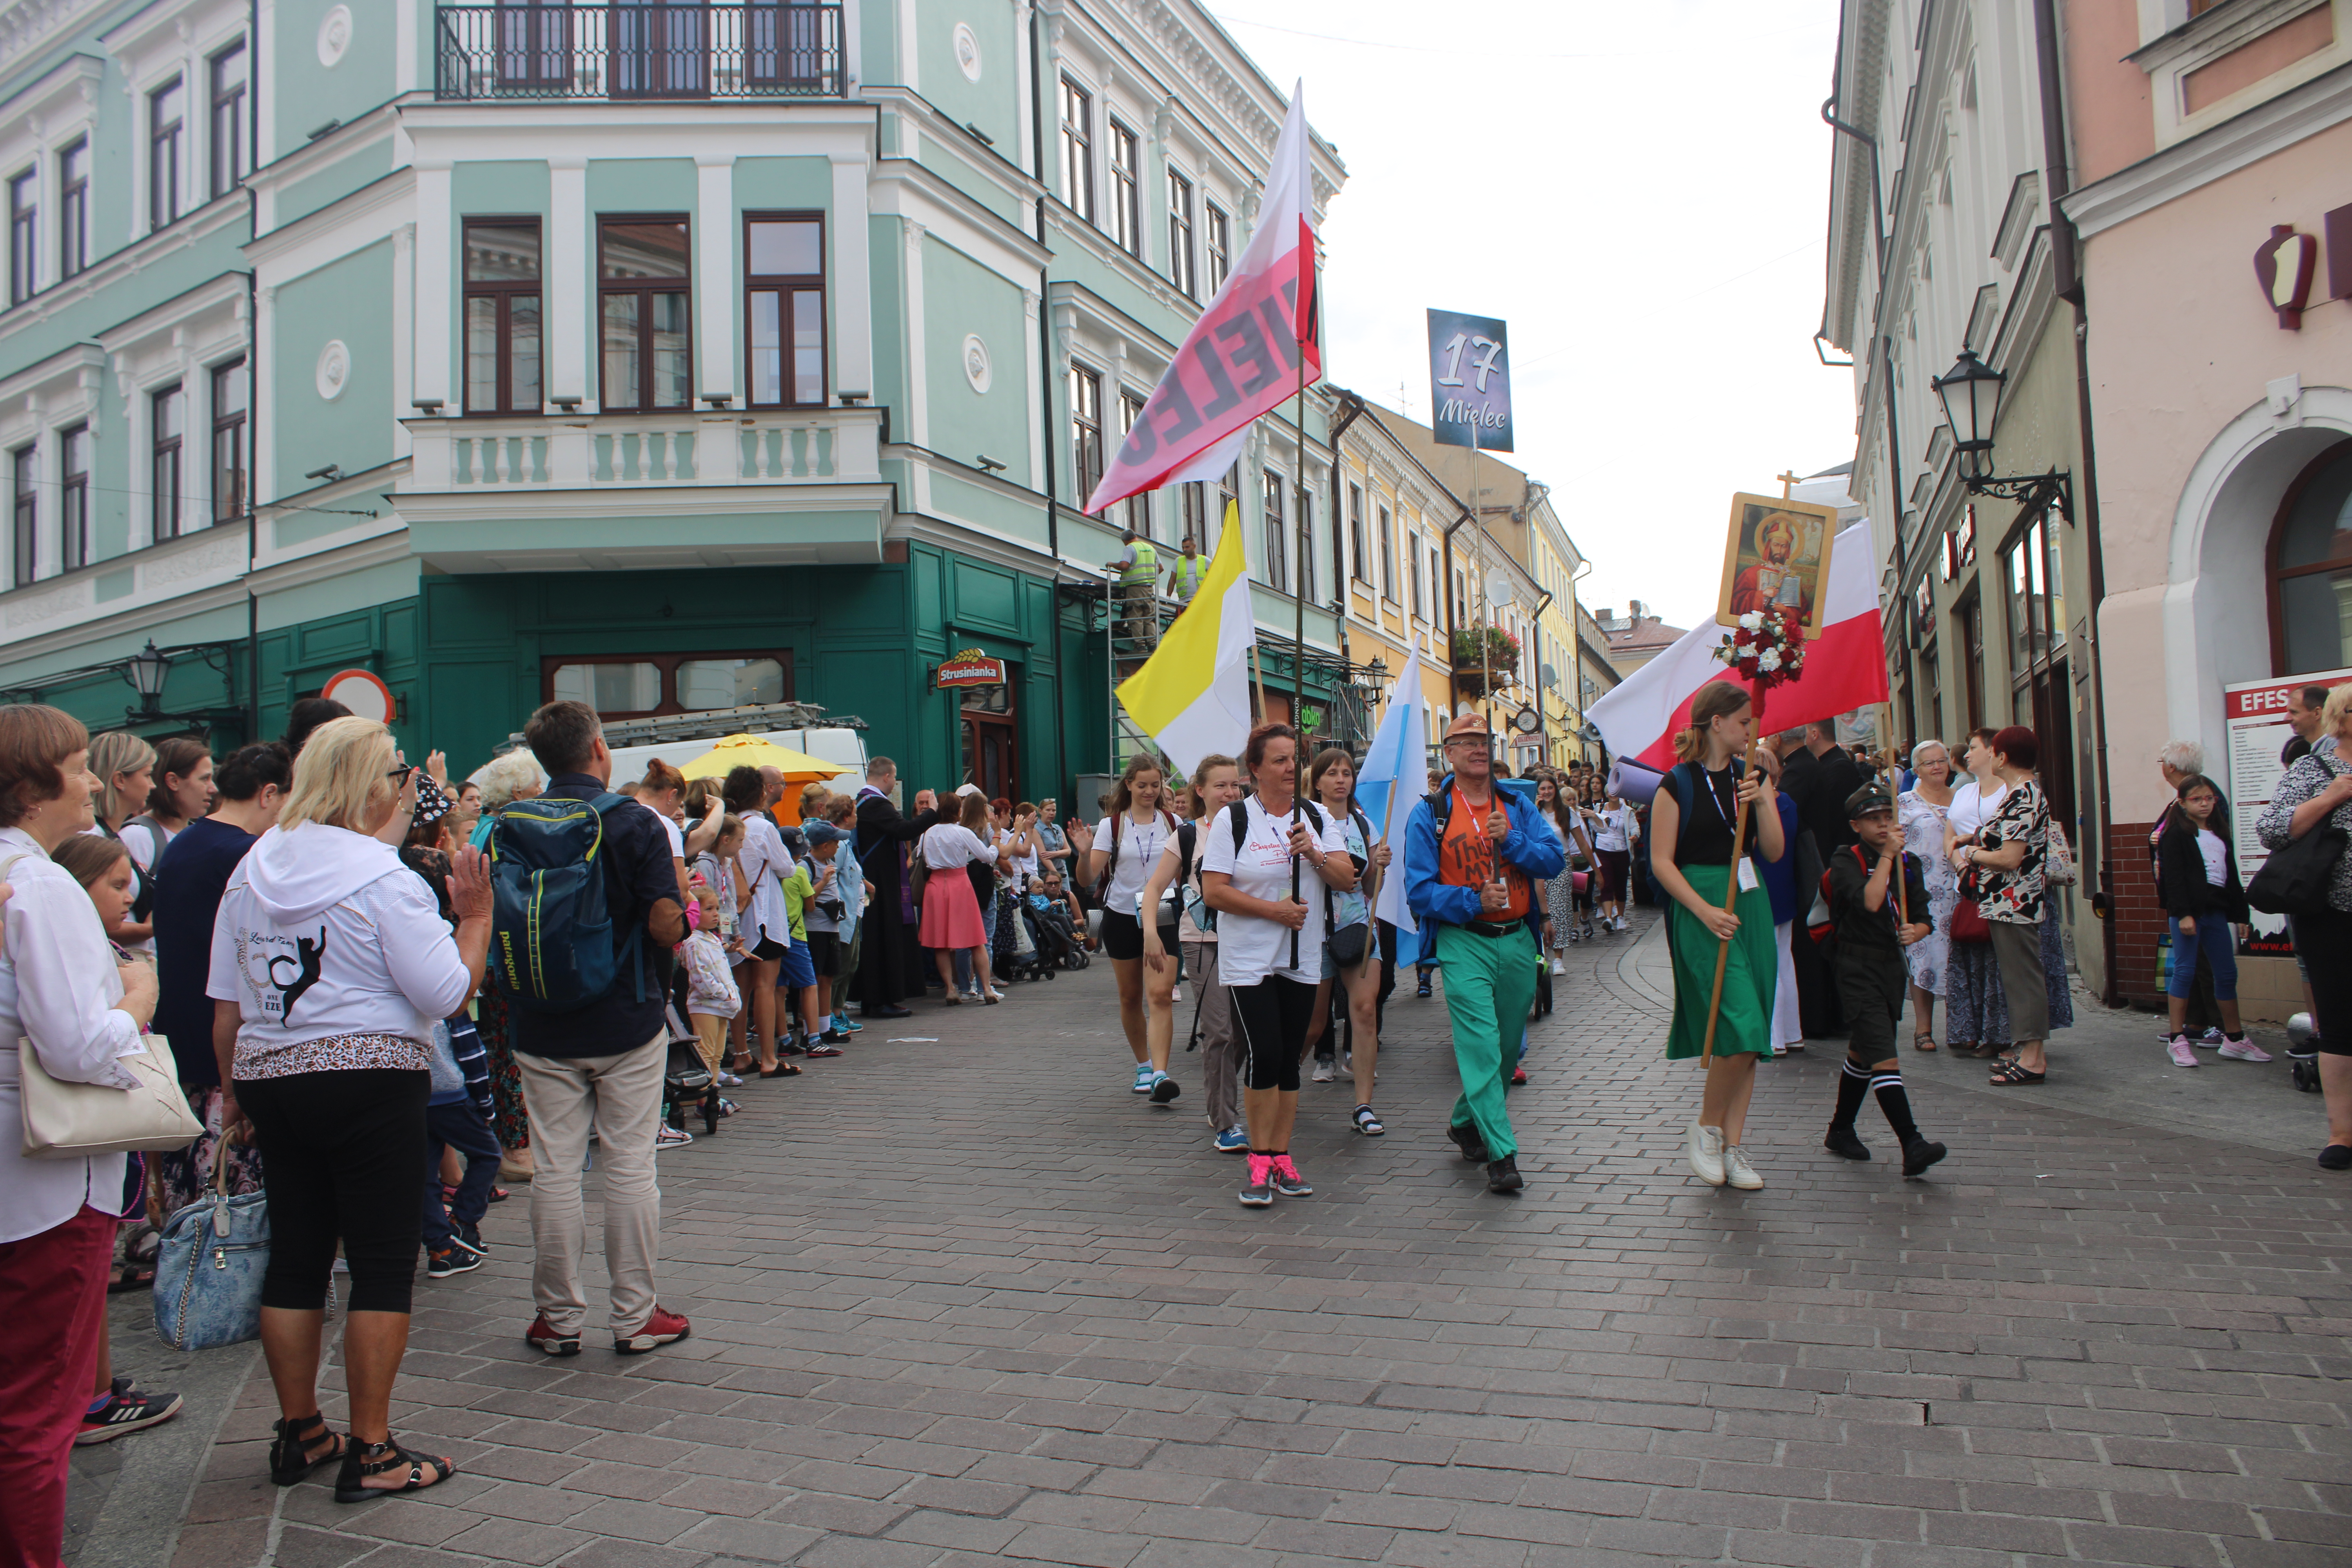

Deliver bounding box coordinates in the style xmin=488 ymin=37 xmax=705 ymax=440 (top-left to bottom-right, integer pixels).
xmin=1650 ymin=681 xmax=1784 ymax=1189
xmin=462 ymin=748 xmax=546 ymax=1177
xmin=211 ymin=716 xmax=492 ymax=1503
xmin=87 ymin=731 xmax=160 ymax=949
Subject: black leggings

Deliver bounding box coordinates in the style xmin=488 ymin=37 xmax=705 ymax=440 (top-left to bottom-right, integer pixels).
xmin=1229 ymin=974 xmax=1319 ymax=1091
xmin=239 ymin=1069 xmax=430 ymax=1314
xmin=2296 ymin=909 xmax=2352 ymax=1056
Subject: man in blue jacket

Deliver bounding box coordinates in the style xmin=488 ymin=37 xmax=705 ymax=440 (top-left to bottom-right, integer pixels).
xmin=1404 ymin=713 xmax=1567 ymax=1194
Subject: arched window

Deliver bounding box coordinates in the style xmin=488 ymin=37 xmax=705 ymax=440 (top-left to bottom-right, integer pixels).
xmin=2269 ymin=440 xmax=2352 ymax=675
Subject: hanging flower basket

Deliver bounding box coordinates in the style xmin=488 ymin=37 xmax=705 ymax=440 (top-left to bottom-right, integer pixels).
xmin=1450 ymin=623 xmax=1521 ymax=677
xmin=1713 ymin=606 xmax=1808 ymax=691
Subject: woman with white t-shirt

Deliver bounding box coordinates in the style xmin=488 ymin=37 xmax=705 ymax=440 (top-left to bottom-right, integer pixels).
xmin=920 ymin=792 xmax=1001 ymax=1004
xmin=1299 ymin=749 xmax=1390 ymax=1135
xmin=1592 ymin=793 xmax=1637 ymax=932
xmin=1201 ymin=724 xmax=1357 ymax=1208
xmin=1072 ymin=757 xmax=1181 ymax=1100
xmin=722 ymin=766 xmax=795 ymax=1075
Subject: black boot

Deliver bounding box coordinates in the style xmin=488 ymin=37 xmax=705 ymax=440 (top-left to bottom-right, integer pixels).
xmin=1901 ymin=1137 xmax=1948 ymax=1178
xmin=1826 ymin=1062 xmax=1872 ymax=1159
xmin=1447 ymin=1121 xmax=1488 ymax=1164
xmin=1486 ymin=1155 xmax=1523 ymax=1194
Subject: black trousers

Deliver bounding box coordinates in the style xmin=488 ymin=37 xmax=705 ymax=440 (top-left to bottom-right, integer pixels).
xmin=239 ymin=1068 xmax=430 ymax=1315
xmin=1229 ymin=975 xmax=1319 ymax=1092
xmin=2294 ymin=909 xmax=2352 ymax=1056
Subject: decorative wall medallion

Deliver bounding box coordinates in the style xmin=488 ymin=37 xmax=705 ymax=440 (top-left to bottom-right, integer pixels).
xmin=317 ymin=5 xmax=354 ymax=67
xmin=316 ymin=339 xmax=350 ymax=401
xmin=962 ymin=334 xmax=991 ymax=393
xmin=954 ymin=23 xmax=982 ymax=81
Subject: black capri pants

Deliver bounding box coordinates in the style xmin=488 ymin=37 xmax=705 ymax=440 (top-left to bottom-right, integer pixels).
xmin=1229 ymin=974 xmax=1319 ymax=1091
xmin=238 ymin=1067 xmax=430 ymax=1314
xmin=2295 ymin=908 xmax=2352 ymax=1056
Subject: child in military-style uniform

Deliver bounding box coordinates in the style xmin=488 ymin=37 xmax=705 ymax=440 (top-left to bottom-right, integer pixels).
xmin=1824 ymin=784 xmax=1949 ymax=1178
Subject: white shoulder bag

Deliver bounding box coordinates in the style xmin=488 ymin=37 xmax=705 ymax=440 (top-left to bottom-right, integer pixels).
xmin=4 ymin=853 xmax=201 ymax=1159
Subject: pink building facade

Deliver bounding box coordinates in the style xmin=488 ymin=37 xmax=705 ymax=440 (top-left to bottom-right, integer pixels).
xmin=2063 ymin=0 xmax=2352 ymax=1014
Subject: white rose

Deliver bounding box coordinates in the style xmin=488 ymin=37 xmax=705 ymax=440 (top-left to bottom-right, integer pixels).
xmin=1758 ymin=648 xmax=1782 ymax=672
xmin=1739 ymin=612 xmax=1762 ymax=631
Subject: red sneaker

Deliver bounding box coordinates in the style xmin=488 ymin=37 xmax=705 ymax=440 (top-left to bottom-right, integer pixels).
xmin=615 ymin=1306 xmax=691 ymax=1355
xmin=524 ymin=1314 xmax=581 ymax=1357
xmin=1511 ymin=1065 xmax=1529 ymax=1086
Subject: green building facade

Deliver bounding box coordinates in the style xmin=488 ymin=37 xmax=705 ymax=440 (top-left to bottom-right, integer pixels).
xmin=0 ymin=0 xmax=1348 ymax=800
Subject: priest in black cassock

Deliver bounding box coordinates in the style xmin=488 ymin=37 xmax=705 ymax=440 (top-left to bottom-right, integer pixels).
xmin=851 ymin=757 xmax=944 ymax=1019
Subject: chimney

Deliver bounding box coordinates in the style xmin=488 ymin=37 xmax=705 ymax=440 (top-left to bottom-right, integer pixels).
xmin=1630 ymin=599 xmax=1646 ymax=621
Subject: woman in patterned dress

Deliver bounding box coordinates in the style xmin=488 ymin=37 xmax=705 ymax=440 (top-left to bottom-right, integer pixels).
xmin=1956 ymin=726 xmax=2056 ymax=1084
xmin=1896 ymin=740 xmax=1958 ymax=1051
xmin=1942 ymin=728 xmax=2012 ymax=1054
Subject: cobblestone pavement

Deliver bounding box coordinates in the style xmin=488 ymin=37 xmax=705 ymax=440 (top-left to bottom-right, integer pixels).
xmin=98 ymin=908 xmax=2351 ymax=1568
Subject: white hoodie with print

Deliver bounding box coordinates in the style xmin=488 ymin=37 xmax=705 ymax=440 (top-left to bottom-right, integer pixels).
xmin=207 ymin=822 xmax=474 ymax=1072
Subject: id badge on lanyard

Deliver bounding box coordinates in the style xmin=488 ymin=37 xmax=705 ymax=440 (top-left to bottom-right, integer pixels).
xmin=1707 ymin=767 xmax=1758 ymax=893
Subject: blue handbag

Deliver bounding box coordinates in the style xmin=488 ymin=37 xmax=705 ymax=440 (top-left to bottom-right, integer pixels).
xmin=154 ymin=1131 xmax=270 ymax=1351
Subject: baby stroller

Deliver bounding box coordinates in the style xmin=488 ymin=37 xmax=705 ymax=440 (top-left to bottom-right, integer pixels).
xmin=661 ymin=1002 xmax=720 ymax=1136
xmin=1030 ymin=897 xmax=1083 ymax=972
xmin=996 ymin=887 xmax=1050 ymax=982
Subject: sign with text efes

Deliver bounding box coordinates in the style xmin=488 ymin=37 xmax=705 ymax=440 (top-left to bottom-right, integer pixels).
xmin=1427 ymin=308 xmax=1512 ymax=452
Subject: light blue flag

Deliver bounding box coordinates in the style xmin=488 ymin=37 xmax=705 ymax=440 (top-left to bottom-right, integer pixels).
xmin=1357 ymin=633 xmax=1430 ymax=964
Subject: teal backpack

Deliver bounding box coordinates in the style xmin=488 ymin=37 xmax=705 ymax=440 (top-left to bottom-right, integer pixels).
xmin=488 ymin=793 xmax=645 ymax=1012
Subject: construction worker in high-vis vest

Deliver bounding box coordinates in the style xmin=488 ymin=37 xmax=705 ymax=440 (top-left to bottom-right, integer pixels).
xmin=1108 ymin=527 xmax=1161 ymax=648
xmin=1167 ymin=535 xmax=1209 ymax=605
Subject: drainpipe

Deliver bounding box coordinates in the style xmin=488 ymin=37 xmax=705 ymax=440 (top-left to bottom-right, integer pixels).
xmin=1031 ymin=6 xmax=1070 ymax=797
xmin=2032 ymin=0 xmax=2118 ymax=1004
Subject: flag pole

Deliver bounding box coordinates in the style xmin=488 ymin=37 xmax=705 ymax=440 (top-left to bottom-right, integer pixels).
xmin=1291 ymin=290 xmax=1308 ymax=739
xmin=1699 ymin=685 xmax=1765 ymax=1060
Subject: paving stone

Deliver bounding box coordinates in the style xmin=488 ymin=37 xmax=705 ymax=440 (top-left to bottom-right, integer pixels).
xmin=115 ymin=920 xmax=2352 ymax=1568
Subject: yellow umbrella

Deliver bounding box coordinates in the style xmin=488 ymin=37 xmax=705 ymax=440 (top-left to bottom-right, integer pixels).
xmin=678 ymin=735 xmax=846 ymax=781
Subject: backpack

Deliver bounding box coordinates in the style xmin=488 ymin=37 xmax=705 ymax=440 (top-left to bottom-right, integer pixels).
xmin=488 ymin=792 xmax=647 ymax=1013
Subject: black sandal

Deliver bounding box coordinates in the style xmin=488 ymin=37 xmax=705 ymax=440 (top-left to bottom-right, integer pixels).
xmin=269 ymin=1413 xmax=345 ymax=1486
xmin=1988 ymin=1057 xmax=2046 ymax=1086
xmin=334 ymin=1436 xmax=456 ymax=1503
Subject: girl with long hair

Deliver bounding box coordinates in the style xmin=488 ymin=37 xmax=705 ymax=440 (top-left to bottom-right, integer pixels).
xmin=2157 ymin=772 xmax=2257 ymax=1062
xmin=86 ymin=731 xmax=158 ymax=948
xmin=1299 ymin=749 xmax=1390 ymax=1134
xmin=1072 ymin=756 xmax=1182 ymax=1099
xmin=1650 ymin=682 xmax=1784 ymax=1190
xmin=123 ymin=735 xmax=214 ymax=876
xmin=1537 ymin=774 xmax=1594 ymax=973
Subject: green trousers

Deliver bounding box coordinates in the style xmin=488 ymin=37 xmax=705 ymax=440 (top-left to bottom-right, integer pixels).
xmin=1436 ymin=922 xmax=1539 ymax=1161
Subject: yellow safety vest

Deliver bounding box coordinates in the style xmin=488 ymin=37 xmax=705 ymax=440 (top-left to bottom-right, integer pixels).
xmin=1171 ymin=552 xmax=1207 ymax=600
xmin=1120 ymin=540 xmax=1160 ymax=586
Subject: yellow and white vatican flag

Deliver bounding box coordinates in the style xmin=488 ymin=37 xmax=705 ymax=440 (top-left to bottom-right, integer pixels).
xmin=1115 ymin=503 xmax=1254 ymax=777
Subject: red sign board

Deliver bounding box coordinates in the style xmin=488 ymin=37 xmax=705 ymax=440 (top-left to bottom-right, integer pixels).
xmin=935 ymin=650 xmax=1007 ymax=689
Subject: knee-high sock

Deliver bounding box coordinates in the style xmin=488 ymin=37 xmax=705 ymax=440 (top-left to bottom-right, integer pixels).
xmin=1831 ymin=1060 xmax=1872 ymax=1132
xmin=1872 ymin=1069 xmax=1920 ymax=1143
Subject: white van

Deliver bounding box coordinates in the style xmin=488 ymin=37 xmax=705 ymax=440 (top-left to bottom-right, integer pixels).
xmin=490 ymin=701 xmax=870 ymax=793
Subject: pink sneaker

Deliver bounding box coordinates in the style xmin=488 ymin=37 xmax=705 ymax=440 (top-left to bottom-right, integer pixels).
xmin=2165 ymin=1036 xmax=2200 ymax=1068
xmin=2218 ymin=1036 xmax=2272 ymax=1062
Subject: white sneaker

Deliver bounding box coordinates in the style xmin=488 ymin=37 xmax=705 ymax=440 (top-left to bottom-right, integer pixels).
xmin=1311 ymin=1058 xmax=1336 ymax=1083
xmin=1688 ymin=1123 xmax=1726 ymax=1185
xmin=1172 ymin=985 xmax=1185 ymax=1003
xmin=1723 ymin=1145 xmax=1764 ymax=1190
xmin=656 ymin=1124 xmax=693 ymax=1149
xmin=2219 ymin=1036 xmax=2273 ymax=1062
xmin=1548 ymin=957 xmax=1565 ymax=976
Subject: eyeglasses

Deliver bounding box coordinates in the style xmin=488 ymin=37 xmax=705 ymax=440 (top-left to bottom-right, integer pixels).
xmin=386 ymin=763 xmax=419 ymax=786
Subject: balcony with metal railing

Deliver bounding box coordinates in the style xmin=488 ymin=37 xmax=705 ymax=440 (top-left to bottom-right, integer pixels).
xmin=432 ymin=4 xmax=846 ymax=102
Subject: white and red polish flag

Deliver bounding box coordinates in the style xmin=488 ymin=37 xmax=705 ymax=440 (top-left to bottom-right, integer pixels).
xmin=1589 ymin=523 xmax=1889 ymax=772
xmin=1083 ymin=82 xmax=1319 ymax=514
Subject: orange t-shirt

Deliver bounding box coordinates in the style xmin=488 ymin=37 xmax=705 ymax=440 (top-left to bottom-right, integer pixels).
xmin=1439 ymin=784 xmax=1529 ymax=922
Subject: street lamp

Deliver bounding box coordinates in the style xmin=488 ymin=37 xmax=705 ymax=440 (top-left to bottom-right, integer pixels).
xmin=126 ymin=640 xmax=171 ymax=715
xmin=1930 ymin=347 xmax=2073 ymax=521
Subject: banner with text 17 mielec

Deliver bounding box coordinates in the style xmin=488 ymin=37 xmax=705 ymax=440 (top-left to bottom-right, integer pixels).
xmin=1426 ymin=309 xmax=1512 ymax=452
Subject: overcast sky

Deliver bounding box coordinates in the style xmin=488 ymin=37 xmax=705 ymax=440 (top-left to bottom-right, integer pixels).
xmin=1211 ymin=0 xmax=1859 ymax=633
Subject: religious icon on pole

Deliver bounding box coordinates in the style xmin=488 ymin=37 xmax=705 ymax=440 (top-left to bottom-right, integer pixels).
xmin=1716 ymin=493 xmax=1840 ymax=639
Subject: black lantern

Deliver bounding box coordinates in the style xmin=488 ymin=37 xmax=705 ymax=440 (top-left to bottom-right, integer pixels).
xmin=1930 ymin=346 xmax=2073 ymax=522
xmin=126 ymin=641 xmax=171 ymax=713
xmin=1931 ymin=349 xmax=2004 ymax=479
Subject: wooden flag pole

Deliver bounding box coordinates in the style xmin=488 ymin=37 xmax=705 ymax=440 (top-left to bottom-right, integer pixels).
xmin=1699 ymin=691 xmax=1766 ymax=1060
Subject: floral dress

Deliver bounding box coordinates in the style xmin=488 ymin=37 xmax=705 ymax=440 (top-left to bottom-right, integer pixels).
xmin=1897 ymin=788 xmax=1956 ymax=997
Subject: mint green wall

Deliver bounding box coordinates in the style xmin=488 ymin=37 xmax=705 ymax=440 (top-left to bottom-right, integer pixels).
xmin=274 ymin=136 xmax=395 ymax=230
xmin=269 ymin=0 xmax=394 ymax=165
xmin=916 ymin=1 xmax=1022 ymax=152
xmin=922 ymin=238 xmax=1031 ymax=487
xmin=256 ymin=584 xmax=422 ymax=755
xmin=867 ymin=216 xmax=906 ymax=411
xmin=272 ymin=238 xmax=394 ymax=492
xmin=584 ymin=160 xmax=697 ymax=215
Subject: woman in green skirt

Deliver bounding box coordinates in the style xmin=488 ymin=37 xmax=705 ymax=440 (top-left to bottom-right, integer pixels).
xmin=1648 ymin=681 xmax=1784 ymax=1190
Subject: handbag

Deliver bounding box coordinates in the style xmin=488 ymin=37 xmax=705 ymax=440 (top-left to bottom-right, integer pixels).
xmin=2247 ymin=816 xmax=2349 ymax=916
xmin=1949 ymin=898 xmax=1992 ymax=945
xmin=5 ymin=848 xmax=199 ymax=1158
xmin=154 ymin=1129 xmax=269 ymax=1351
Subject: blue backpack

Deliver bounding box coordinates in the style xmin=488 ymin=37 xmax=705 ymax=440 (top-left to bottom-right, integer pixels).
xmin=488 ymin=793 xmax=646 ymax=1013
